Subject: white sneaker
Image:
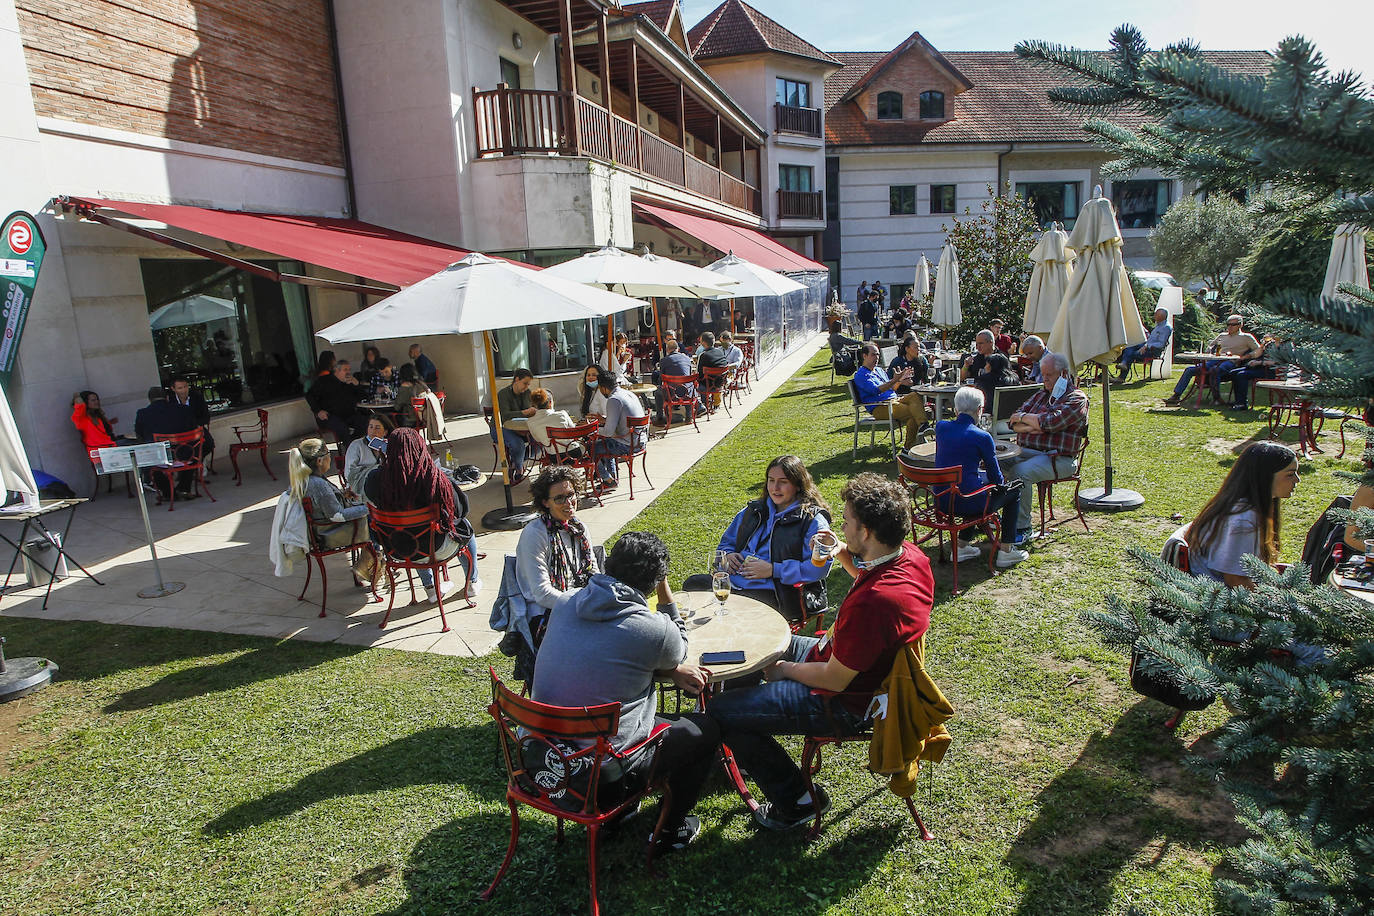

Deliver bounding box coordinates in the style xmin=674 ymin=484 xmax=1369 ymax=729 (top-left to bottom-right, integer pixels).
xmin=953 ymin=544 xmax=981 ymax=562
xmin=466 ymin=577 xmax=483 ymax=597
xmin=429 ymin=578 xmax=459 ymax=602
xmin=996 ymin=546 xmax=1030 ymax=568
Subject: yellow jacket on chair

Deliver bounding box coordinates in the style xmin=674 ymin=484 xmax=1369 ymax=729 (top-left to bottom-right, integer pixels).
xmin=865 ymin=636 xmax=954 ymax=798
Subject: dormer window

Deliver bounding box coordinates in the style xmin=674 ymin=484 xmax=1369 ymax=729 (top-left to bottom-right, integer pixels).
xmin=876 ymin=91 xmax=902 ymax=120
xmin=919 ymin=90 xmax=945 ymax=120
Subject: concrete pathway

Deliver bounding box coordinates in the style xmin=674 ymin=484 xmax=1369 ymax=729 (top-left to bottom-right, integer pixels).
xmin=0 ymin=343 xmax=822 ymax=658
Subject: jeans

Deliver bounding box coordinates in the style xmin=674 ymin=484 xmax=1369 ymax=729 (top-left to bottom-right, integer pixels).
xmin=1116 ymin=343 xmax=1161 ymax=369
xmin=706 ymin=636 xmax=868 ymax=807
xmin=1172 ymin=360 xmax=1234 ymax=399
xmin=937 ymin=480 xmax=1023 ymax=544
xmin=592 ymin=436 xmax=638 ymax=483
xmin=1223 ymin=366 xmax=1276 ymax=406
xmin=1007 ymin=446 xmax=1077 ymax=531
xmin=488 ymin=425 xmax=527 ymax=474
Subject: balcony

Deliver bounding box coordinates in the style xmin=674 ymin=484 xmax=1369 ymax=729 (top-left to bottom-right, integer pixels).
xmin=472 ymin=85 xmax=762 ymax=217
xmin=773 ymin=103 xmax=822 ymax=138
xmin=777 ymin=189 xmax=823 ymax=221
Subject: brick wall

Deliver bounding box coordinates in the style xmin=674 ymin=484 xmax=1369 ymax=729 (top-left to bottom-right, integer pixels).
xmin=855 ymin=51 xmax=964 ymax=123
xmin=17 ymin=0 xmax=344 ymax=168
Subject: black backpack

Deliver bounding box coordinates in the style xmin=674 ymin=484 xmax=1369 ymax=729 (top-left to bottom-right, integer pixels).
xmin=832 ymin=349 xmax=857 ymax=378
xmin=1301 ymin=495 xmax=1353 ymax=585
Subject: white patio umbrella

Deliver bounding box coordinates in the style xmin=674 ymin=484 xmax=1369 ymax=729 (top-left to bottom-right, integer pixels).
xmin=701 ymin=251 xmax=805 ymax=332
xmin=316 ymin=252 xmax=646 ymax=528
xmin=1023 ymin=225 xmax=1074 ymax=336
xmin=914 ymin=255 xmax=931 ymax=302
xmin=1047 ymin=194 xmax=1147 ymax=511
xmin=148 ymin=294 xmax=237 ymax=330
xmin=0 ymin=385 xmax=39 ymax=513
xmin=931 ymin=241 xmax=962 ymax=345
xmin=1322 ymin=224 xmax=1370 ymax=300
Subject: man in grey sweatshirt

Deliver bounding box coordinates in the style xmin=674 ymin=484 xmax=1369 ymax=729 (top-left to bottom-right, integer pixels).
xmin=533 ymin=532 xmax=717 ymax=853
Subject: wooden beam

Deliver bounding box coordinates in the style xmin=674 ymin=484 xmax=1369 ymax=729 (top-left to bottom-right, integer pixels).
xmin=596 ymin=10 xmax=610 ymax=108
xmin=629 ymin=42 xmax=641 ymax=168
xmin=559 ymin=0 xmax=581 ymax=155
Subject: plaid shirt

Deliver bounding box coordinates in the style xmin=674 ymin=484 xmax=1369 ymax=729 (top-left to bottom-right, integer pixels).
xmin=1016 ymin=385 xmax=1089 ymax=455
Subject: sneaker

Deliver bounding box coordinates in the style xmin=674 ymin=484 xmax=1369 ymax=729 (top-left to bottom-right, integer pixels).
xmin=1162 ymin=395 xmax=1181 ymax=406
xmin=1012 ymin=528 xmax=1034 ymax=546
xmin=434 ymin=578 xmax=459 ymax=602
xmin=651 ymin=814 xmax=701 ymax=854
xmin=953 ymin=543 xmax=981 ymax=562
xmin=465 ymin=577 xmax=483 ymax=598
xmin=996 ymin=546 xmax=1030 ymax=568
xmin=1227 ymin=403 xmax=1250 ymax=411
xmin=754 ymin=786 xmax=831 ymax=831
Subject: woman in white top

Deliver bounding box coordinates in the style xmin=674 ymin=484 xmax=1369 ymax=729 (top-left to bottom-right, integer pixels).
xmin=1188 ymin=441 xmax=1299 ymax=588
xmin=344 ymin=413 xmax=393 ymax=495
xmin=579 ymin=364 xmax=608 ymax=420
xmin=598 ymin=331 xmax=632 ymax=378
xmin=524 ymin=387 xmax=574 ymax=451
xmin=516 ymin=466 xmax=601 ymax=617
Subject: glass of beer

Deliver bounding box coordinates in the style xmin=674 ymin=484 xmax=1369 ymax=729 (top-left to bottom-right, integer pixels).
xmin=811 ymin=530 xmax=839 ymax=567
xmin=712 ymin=569 xmax=731 ymax=616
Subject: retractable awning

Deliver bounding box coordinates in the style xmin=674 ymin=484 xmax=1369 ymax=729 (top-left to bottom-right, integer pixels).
xmin=60 ymin=197 xmax=504 ymax=295
xmin=634 ymin=202 xmax=826 ymax=273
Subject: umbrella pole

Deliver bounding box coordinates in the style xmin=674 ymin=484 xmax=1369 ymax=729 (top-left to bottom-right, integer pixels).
xmin=729 ymin=297 xmax=735 ymax=335
xmin=1078 ymin=362 xmax=1144 ymax=511
xmin=480 ymin=329 xmax=539 ymax=530
xmin=652 ymin=297 xmax=662 ymax=352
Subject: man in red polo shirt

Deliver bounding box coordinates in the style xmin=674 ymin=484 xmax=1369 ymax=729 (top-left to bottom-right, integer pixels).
xmin=706 ymin=473 xmax=935 ymax=830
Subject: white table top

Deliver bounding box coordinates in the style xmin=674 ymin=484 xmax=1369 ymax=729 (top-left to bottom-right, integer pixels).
xmin=672 ymin=589 xmax=792 ymax=683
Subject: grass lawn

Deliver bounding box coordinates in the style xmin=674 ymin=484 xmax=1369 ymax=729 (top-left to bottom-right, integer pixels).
xmin=0 ymin=350 xmax=1358 ymax=915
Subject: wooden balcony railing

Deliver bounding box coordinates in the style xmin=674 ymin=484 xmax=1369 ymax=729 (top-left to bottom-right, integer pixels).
xmin=774 ymin=103 xmax=822 ymax=138
xmin=777 ymin=189 xmax=823 ymax=220
xmin=472 ymin=85 xmax=760 ymax=216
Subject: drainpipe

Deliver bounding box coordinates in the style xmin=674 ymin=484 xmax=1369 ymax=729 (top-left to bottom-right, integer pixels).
xmin=995 ymin=143 xmax=1014 ymax=197
xmin=325 ymin=0 xmax=358 ymax=219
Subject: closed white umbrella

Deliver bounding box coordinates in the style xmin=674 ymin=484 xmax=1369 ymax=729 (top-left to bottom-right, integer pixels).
xmin=0 ymin=386 xmax=38 ymax=513
xmin=931 ymin=242 xmax=961 ymax=345
xmin=148 ymin=294 xmax=237 ymax=330
xmin=1047 ymin=193 xmax=1148 ymax=511
xmin=1322 ymin=224 xmax=1370 ymax=300
xmin=316 ymin=252 xmax=645 ymax=528
xmin=1023 ymin=226 xmax=1074 ymax=336
xmin=914 ymin=255 xmax=931 ymax=302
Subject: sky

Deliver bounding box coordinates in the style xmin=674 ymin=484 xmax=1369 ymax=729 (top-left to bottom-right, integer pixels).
xmin=678 ymin=0 xmax=1372 ymax=82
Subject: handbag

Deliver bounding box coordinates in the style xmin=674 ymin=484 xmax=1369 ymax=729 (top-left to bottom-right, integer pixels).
xmin=352 ymin=549 xmax=380 ymax=584
xmin=1128 ymin=647 xmax=1215 ymax=711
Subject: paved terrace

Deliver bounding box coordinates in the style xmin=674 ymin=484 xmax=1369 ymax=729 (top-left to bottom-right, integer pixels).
xmin=0 ymin=343 xmax=821 ymax=657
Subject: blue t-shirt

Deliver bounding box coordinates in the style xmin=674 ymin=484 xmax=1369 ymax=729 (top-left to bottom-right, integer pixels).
xmin=853 ymin=365 xmax=895 ymax=413
xmin=934 ymin=414 xmax=1003 ymax=495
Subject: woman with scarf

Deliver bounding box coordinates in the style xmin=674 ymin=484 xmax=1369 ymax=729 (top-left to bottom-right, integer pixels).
xmin=516 ymin=465 xmax=600 ymax=621
xmin=362 ymin=427 xmax=481 ymax=602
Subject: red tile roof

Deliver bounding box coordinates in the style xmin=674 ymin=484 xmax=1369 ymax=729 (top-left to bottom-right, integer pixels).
xmin=839 ymin=32 xmax=972 ymax=103
xmin=620 ymin=0 xmax=675 ymax=31
xmin=688 ymin=0 xmax=840 ymax=67
xmin=825 ymin=49 xmax=1273 ymax=147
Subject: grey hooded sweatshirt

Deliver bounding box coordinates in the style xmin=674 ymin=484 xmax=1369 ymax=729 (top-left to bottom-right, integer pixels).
xmin=532 ymin=573 xmax=687 ymax=750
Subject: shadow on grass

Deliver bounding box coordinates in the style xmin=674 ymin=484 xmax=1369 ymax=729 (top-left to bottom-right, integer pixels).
xmin=204 ymin=724 xmax=501 ymax=835
xmin=1004 ymin=700 xmax=1239 ymax=916
xmin=384 ymin=809 xmax=902 ymax=916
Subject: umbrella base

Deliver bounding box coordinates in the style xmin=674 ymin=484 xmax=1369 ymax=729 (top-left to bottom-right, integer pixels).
xmin=0 ymin=657 xmax=57 ymax=702
xmin=1078 ymin=487 xmax=1144 ymax=511
xmin=481 ymin=505 xmax=540 ymax=531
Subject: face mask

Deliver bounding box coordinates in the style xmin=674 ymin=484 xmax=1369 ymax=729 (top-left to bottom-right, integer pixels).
xmin=1051 ymin=375 xmax=1068 ymax=399
xmin=586 ymin=380 xmax=598 ymax=389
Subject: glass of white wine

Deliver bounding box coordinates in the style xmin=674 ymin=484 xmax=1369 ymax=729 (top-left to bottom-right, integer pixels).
xmin=711 ymin=549 xmax=731 ymax=616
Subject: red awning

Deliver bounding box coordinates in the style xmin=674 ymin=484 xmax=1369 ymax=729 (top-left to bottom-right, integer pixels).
xmin=634 ymin=202 xmax=826 ymax=273
xmin=64 ymin=197 xmax=493 ymax=289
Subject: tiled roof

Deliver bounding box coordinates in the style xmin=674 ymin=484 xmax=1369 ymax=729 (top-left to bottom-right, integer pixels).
xmin=620 ymin=0 xmax=675 ymax=31
xmin=824 ymin=49 xmax=1273 ymax=147
xmin=839 ymin=32 xmax=972 ymax=104
xmin=687 ymin=0 xmax=840 ymax=67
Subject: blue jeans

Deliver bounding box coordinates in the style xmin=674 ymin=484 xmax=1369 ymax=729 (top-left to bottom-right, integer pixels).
xmin=1007 ymin=446 xmax=1077 ymax=531
xmin=488 ymin=425 xmax=527 ymax=474
xmin=592 ymin=436 xmax=637 ymax=483
xmin=415 ymin=535 xmax=474 ymax=588
xmin=1116 ymin=343 xmax=1161 ymax=369
xmin=1172 ymin=359 xmax=1234 ymax=398
xmin=706 ymin=636 xmax=868 ymax=806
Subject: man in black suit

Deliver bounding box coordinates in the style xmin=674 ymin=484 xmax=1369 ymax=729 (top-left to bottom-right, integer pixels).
xmin=169 ymin=376 xmax=216 ymax=473
xmin=134 ymin=386 xmax=196 ymax=498
xmin=305 ymin=359 xmax=367 ymax=446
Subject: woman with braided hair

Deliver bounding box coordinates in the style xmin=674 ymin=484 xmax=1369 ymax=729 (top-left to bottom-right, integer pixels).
xmin=516 ymin=466 xmax=601 ymax=620
xmin=362 ymin=427 xmax=480 ymax=601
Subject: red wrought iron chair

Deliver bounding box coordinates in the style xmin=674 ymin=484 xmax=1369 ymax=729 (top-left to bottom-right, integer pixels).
xmin=609 ymin=415 xmax=654 ymax=500
xmin=896 ymin=456 xmax=1000 ymax=595
xmin=547 ymin=421 xmax=603 ymax=506
xmin=699 ymin=365 xmax=733 ymax=417
xmin=658 ymin=373 xmax=702 ymax=433
xmin=482 ymin=667 xmax=673 ymax=916
xmin=368 ymin=504 xmax=474 ymax=633
xmin=151 ymin=428 xmax=215 ymax=511
xmin=1035 ymin=425 xmax=1091 ymax=536
xmin=229 ymin=408 xmax=276 ymax=486
xmin=298 ymin=496 xmax=379 ymax=618
xmin=739 ymin=339 xmax=757 ymax=385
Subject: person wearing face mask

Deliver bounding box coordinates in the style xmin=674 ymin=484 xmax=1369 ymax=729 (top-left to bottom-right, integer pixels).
xmin=579 ymin=364 xmax=608 ymax=421
xmin=705 ymin=473 xmax=934 ymax=831
xmin=1005 ymin=351 xmax=1091 ymax=545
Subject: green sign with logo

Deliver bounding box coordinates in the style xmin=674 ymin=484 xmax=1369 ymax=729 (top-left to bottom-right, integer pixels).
xmin=0 ymin=211 xmax=45 ymax=387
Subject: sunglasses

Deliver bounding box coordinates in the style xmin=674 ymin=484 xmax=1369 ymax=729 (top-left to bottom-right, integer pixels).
xmin=549 ymin=492 xmax=577 ymax=505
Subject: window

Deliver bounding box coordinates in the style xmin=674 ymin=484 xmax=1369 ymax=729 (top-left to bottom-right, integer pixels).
xmin=778 ymin=165 xmax=812 ymax=192
xmin=1015 ymin=181 xmax=1081 ymax=228
xmin=919 ymin=90 xmax=945 ymax=119
xmin=889 ymin=185 xmax=916 ymax=215
xmin=876 ymin=91 xmax=902 ymax=120
xmin=775 ymin=77 xmax=810 ymax=108
xmin=499 ymin=56 xmax=521 ymax=89
xmin=825 ymin=157 xmax=839 ymax=222
xmin=484 ymin=249 xmax=593 ymax=376
xmin=930 ymin=184 xmax=957 ymax=214
xmin=1112 ymin=179 xmax=1172 ymax=229
xmin=140 ymin=258 xmax=316 ymax=411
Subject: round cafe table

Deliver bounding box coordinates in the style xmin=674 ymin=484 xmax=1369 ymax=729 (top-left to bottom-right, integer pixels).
xmin=1171 ymin=352 xmax=1211 ymax=365
xmin=673 ymin=589 xmax=792 ymax=683
xmin=1329 ymin=566 xmax=1374 ymax=607
xmin=914 ymin=383 xmax=962 ymax=423
xmin=1256 ymin=379 xmax=1321 ymax=456
xmin=901 ymin=439 xmax=1021 ymax=469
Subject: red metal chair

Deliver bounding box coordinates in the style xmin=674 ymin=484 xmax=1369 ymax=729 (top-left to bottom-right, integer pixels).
xmin=609 ymin=415 xmax=653 ymax=500
xmin=658 ymin=373 xmax=702 ymax=433
xmin=739 ymin=339 xmax=757 ymax=385
xmin=547 ymin=421 xmax=603 ymax=506
xmin=1035 ymin=427 xmax=1091 ymax=536
xmin=699 ymin=365 xmax=733 ymax=417
xmin=482 ymin=667 xmax=672 ymax=916
xmin=298 ymin=496 xmax=378 ymax=618
xmin=368 ymin=504 xmax=474 ymax=633
xmin=896 ymin=456 xmax=1000 ymax=595
xmin=151 ymin=428 xmax=215 ymax=511
xmin=229 ymin=408 xmax=276 ymax=486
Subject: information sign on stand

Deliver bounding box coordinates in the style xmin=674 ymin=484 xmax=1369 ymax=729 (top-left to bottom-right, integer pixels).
xmin=94 ymin=443 xmax=185 ymax=598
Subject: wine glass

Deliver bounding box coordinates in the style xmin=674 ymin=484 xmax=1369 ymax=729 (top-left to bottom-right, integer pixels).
xmin=711 ymin=549 xmax=731 ymax=616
